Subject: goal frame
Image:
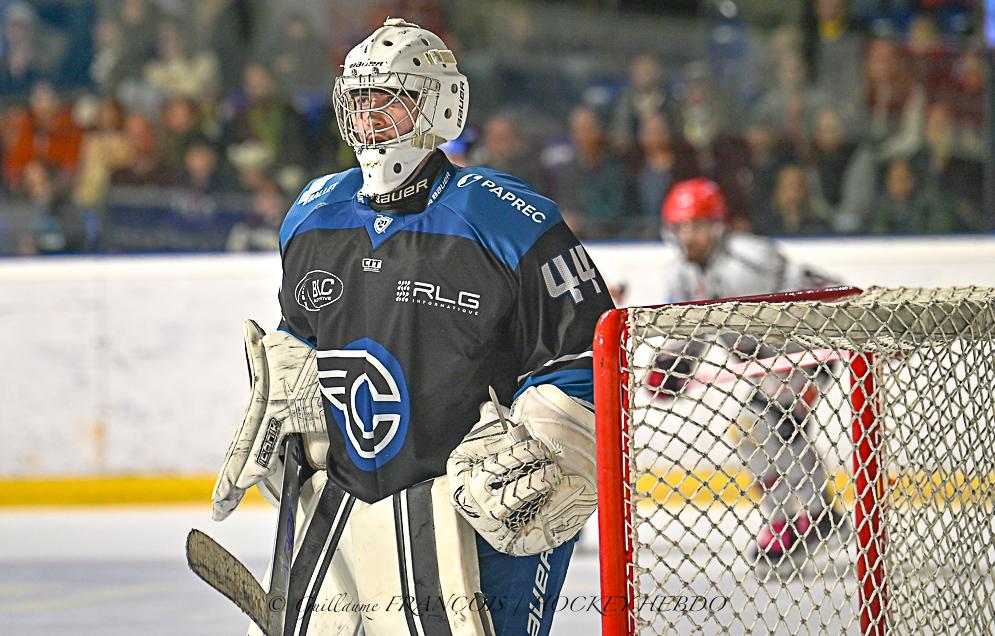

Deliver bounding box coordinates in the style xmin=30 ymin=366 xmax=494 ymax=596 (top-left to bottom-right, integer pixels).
xmin=592 ymin=285 xmax=886 ymax=635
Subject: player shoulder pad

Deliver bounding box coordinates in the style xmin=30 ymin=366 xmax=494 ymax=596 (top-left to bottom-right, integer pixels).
xmin=721 ymin=231 xmax=784 ymax=273
xmin=280 ymin=168 xmax=363 ymax=250
xmin=436 ymin=166 xmax=561 ymax=270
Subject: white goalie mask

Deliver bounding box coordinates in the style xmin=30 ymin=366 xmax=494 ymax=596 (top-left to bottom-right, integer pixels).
xmin=332 ymin=18 xmax=469 ymax=196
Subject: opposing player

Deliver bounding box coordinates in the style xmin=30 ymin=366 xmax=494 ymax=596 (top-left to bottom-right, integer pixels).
xmin=656 ymin=178 xmax=845 ymax=564
xmin=210 ymin=18 xmax=612 ymax=635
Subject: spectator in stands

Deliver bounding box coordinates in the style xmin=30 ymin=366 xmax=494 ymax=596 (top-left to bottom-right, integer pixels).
xmin=227 ymin=141 xmax=274 ymax=193
xmin=4 ymin=81 xmax=82 ymax=191
xmin=225 ymin=181 xmax=284 ymax=252
xmin=635 ymin=111 xmax=698 ymax=233
xmin=742 ymin=121 xmax=798 ymax=230
xmin=751 ymin=25 xmax=804 ymax=96
xmin=179 ymin=137 xmax=228 ymax=196
xmin=868 ymin=158 xmax=954 ymax=234
xmin=469 ymin=113 xmax=548 ymax=194
xmin=262 ymin=12 xmax=330 ymax=93
xmin=73 ymin=96 xmax=131 ymax=209
xmin=544 ymin=105 xmax=634 ymax=239
xmin=0 ymin=2 xmax=66 ymax=99
xmin=23 ymin=159 xmax=76 ymax=253
xmin=863 ymin=36 xmax=926 ymax=161
xmin=751 ymin=47 xmax=831 ymax=148
xmin=906 ymin=15 xmax=942 ymax=56
xmin=109 ymin=112 xmax=177 ymax=186
xmin=144 ymin=19 xmax=219 ymax=101
xmin=755 ymin=163 xmax=830 ymax=236
xmin=944 ymin=48 xmax=985 ymax=143
xmin=803 ymin=0 xmax=864 ymax=108
xmin=676 ymin=61 xmax=728 ymax=155
xmin=159 ymin=96 xmax=206 ymax=174
xmin=222 ymin=62 xmax=307 ymax=170
xmin=609 ymin=53 xmax=676 ymax=153
xmin=806 ymin=105 xmax=875 ymax=233
xmin=118 ymin=0 xmax=161 ymax=71
xmin=90 ymin=17 xmax=145 ymax=96
xmin=911 ymin=102 xmax=985 ymax=231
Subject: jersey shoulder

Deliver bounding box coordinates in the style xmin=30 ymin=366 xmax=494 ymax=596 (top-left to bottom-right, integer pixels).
xmin=280 ymin=168 xmax=363 ymax=250
xmin=721 ymin=231 xmax=785 ymax=272
xmin=433 ymin=165 xmax=562 ymax=270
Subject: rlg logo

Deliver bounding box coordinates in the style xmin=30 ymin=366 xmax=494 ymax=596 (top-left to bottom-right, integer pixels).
xmin=395 ymin=280 xmax=480 ymax=315
xmin=295 ymin=270 xmax=344 ymax=312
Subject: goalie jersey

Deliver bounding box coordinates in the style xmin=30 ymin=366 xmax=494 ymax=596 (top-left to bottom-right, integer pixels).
xmin=278 ymin=157 xmax=614 ymax=503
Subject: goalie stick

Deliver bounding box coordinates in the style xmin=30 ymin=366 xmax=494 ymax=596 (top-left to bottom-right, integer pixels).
xmin=187 ymin=433 xmax=305 ymax=636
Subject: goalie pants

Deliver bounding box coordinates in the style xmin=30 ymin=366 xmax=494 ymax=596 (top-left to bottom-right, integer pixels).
xmin=254 ymin=472 xmax=574 ymax=636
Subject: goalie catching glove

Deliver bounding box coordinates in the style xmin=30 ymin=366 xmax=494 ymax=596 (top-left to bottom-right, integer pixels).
xmin=211 ymin=320 xmax=327 ymax=521
xmin=446 ymin=384 xmax=597 ymax=556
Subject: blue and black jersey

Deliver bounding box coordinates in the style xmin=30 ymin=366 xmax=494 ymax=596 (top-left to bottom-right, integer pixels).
xmin=278 ymin=154 xmax=613 ymax=503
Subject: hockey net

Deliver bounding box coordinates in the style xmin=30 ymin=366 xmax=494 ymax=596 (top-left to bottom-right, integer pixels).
xmin=593 ymin=286 xmax=995 ymax=635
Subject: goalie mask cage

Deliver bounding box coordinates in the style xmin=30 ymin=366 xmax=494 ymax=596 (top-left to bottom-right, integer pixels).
xmin=593 ymin=286 xmax=995 ymax=635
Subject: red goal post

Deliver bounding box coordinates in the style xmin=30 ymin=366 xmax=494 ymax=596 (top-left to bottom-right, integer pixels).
xmin=593 ymin=285 xmax=995 ymax=636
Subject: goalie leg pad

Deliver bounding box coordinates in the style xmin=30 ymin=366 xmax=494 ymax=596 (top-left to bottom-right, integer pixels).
xmin=269 ymin=476 xmax=492 ymax=635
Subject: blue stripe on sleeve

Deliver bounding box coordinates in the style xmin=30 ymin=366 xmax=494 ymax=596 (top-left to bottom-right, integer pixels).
xmin=515 ymin=368 xmax=594 ymax=403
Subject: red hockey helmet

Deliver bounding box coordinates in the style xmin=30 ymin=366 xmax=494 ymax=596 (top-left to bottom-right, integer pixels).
xmin=661 ymin=178 xmax=728 ymax=225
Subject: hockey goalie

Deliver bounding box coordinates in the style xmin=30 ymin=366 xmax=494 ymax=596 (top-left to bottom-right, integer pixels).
xmin=209 ymin=18 xmax=613 ymax=636
xmin=654 ymin=178 xmax=847 ymax=564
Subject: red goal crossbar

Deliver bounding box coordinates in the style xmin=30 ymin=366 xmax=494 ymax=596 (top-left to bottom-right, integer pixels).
xmin=592 ymin=285 xmax=891 ymax=635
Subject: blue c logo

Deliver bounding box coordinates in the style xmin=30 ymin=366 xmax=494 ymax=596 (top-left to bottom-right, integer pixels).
xmin=316 ymin=338 xmax=410 ymax=471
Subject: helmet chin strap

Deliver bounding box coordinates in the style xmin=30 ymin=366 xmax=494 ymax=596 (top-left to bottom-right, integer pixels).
xmin=356 ymin=146 xmax=433 ymax=196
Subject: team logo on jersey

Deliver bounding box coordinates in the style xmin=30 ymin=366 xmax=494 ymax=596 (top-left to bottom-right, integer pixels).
xmin=395 ymin=279 xmax=480 ymax=315
xmin=374 ymin=215 xmax=393 ymax=234
xmin=316 ymin=339 xmax=410 ymax=471
xmin=295 ymin=270 xmax=344 ymax=312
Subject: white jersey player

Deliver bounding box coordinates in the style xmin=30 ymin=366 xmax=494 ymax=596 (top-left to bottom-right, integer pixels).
xmin=661 ymin=179 xmax=828 ymax=303
xmin=658 ymin=178 xmax=845 ymax=564
xmin=208 ymin=18 xmax=611 ymax=635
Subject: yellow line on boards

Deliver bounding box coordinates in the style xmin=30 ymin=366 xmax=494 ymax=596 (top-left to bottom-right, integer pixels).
xmin=4 ymin=468 xmax=992 ymax=509
xmin=0 ymin=475 xmax=267 ymax=507
xmin=634 ymin=467 xmax=995 ymax=511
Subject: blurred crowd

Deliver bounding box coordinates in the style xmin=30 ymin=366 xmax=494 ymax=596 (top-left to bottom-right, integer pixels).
xmin=0 ymin=0 xmax=989 ymax=255
xmin=0 ymin=0 xmax=350 ymax=254
xmin=468 ymin=0 xmax=989 ymax=240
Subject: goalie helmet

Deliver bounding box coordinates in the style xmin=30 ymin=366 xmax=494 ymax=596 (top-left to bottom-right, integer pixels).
xmin=332 ymin=18 xmax=469 ymax=196
xmin=661 ymin=177 xmax=728 ymax=225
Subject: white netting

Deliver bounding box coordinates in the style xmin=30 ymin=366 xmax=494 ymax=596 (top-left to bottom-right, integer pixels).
xmin=617 ymin=287 xmax=995 ymax=635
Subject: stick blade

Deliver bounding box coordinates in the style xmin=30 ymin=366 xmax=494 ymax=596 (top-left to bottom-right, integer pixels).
xmin=186 ymin=528 xmax=271 ymax=634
